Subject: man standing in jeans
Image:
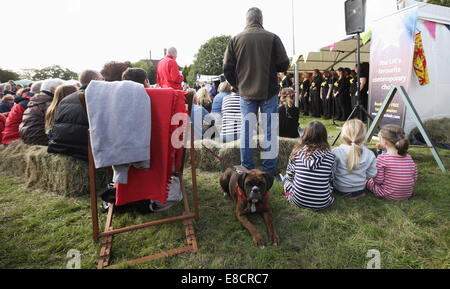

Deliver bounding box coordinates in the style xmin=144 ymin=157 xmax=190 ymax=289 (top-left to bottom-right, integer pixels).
xmin=223 ymin=7 xmax=289 ymax=175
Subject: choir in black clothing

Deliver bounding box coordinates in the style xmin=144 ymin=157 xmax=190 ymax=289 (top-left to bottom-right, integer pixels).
xmin=284 ymin=62 xmax=369 ymax=123
xmin=277 ymin=63 xmax=369 ymax=140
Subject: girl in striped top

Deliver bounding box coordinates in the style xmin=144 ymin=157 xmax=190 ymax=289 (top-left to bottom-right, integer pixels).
xmin=220 ymin=92 xmax=242 ymax=143
xmin=283 ymin=121 xmax=335 ymax=210
xmin=366 ymin=124 xmax=418 ymax=200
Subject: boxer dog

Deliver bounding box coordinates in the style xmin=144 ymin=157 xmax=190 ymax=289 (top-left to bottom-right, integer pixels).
xmin=220 ymin=166 xmax=279 ymax=248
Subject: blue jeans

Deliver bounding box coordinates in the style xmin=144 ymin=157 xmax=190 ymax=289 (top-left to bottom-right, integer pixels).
xmin=221 ymin=133 xmax=239 ymax=143
xmin=240 ymin=95 xmax=279 ymax=174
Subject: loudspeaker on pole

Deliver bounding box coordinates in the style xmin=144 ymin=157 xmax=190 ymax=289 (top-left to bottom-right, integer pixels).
xmin=345 ymin=0 xmax=366 ymax=35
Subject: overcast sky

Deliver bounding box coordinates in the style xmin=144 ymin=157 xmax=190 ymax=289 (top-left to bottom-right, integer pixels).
xmin=1 ymin=0 xmax=397 ymax=74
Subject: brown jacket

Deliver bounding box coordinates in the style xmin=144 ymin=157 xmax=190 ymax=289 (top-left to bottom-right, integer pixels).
xmin=223 ymin=22 xmax=289 ymax=101
xmin=19 ymin=92 xmax=52 ymax=146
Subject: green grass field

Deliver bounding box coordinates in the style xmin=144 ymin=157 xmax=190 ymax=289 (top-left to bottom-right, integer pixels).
xmin=1 ymin=116 xmax=449 ymax=269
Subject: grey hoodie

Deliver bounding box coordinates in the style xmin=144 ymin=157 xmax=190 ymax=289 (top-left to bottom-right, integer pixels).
xmin=332 ymin=144 xmax=377 ymax=193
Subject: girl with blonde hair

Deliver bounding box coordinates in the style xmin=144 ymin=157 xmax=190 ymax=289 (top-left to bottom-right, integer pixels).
xmin=332 ymin=119 xmax=377 ymax=199
xmin=196 ymin=87 xmax=212 ymax=113
xmin=45 ymin=85 xmax=77 ymax=134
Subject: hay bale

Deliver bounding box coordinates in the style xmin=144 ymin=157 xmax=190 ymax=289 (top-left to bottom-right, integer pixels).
xmin=0 ymin=140 xmax=110 ymax=196
xmin=0 ymin=140 xmax=31 ymax=177
xmin=409 ymin=117 xmax=450 ymax=144
xmin=185 ymin=137 xmax=299 ymax=172
xmin=25 ymin=147 xmax=111 ymax=197
xmin=277 ymin=137 xmax=299 ymax=170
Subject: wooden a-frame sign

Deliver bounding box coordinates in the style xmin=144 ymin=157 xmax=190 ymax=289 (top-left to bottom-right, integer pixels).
xmin=365 ymin=86 xmax=446 ymax=172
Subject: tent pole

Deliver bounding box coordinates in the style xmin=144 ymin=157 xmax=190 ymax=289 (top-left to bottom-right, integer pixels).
xmin=357 ymin=32 xmax=362 ymax=120
xmin=294 ymin=63 xmax=299 ymax=108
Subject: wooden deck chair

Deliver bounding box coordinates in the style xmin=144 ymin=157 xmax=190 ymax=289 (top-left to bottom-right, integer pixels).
xmin=78 ymin=89 xmax=199 ymax=269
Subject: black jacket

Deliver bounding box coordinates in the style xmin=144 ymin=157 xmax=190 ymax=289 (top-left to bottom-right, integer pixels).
xmin=47 ymin=88 xmax=89 ymax=161
xmin=19 ymin=91 xmax=53 ymax=146
xmin=278 ymin=105 xmax=299 ymax=138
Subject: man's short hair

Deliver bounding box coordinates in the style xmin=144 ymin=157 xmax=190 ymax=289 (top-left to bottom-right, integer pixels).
xmin=121 ymin=68 xmax=148 ymax=85
xmin=79 ymin=69 xmax=102 ymax=86
xmin=101 ymin=61 xmax=130 ymax=82
xmin=246 ymin=7 xmax=263 ymax=25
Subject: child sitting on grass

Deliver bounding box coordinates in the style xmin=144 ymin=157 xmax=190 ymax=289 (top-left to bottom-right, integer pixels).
xmin=366 ymin=124 xmax=418 ymax=200
xmin=283 ymin=121 xmax=335 ymax=210
xmin=332 ymin=119 xmax=377 ymax=199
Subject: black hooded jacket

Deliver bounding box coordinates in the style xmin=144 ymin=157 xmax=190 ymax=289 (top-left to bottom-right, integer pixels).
xmin=47 ymin=88 xmax=89 ymax=161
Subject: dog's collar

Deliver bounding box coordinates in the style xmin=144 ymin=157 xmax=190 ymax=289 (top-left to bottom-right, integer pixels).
xmin=235 ymin=184 xmax=269 ymax=203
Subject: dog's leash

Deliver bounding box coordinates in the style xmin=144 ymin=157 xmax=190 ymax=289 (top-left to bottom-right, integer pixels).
xmin=201 ymin=143 xmax=238 ymax=172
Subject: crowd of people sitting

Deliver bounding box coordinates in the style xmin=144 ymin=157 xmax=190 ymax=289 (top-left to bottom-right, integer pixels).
xmin=0 ymin=56 xmax=416 ymax=211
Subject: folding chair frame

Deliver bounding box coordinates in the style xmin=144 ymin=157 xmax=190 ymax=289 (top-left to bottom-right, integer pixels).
xmin=79 ymin=91 xmax=199 ymax=269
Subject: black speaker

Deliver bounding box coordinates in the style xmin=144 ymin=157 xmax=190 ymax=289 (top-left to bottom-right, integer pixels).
xmin=345 ymin=0 xmax=366 ymax=35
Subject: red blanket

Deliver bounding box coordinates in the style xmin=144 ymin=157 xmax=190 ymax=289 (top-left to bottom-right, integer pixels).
xmin=116 ymin=88 xmax=187 ymax=206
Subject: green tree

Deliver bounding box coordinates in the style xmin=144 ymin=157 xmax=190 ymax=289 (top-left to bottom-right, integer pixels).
xmin=418 ymin=0 xmax=450 ymax=6
xmin=129 ymin=60 xmax=153 ymax=77
xmin=182 ymin=65 xmax=191 ymax=83
xmin=0 ymin=68 xmax=20 ymax=83
xmin=187 ymin=35 xmax=231 ymax=86
xmin=28 ymin=65 xmax=78 ymax=81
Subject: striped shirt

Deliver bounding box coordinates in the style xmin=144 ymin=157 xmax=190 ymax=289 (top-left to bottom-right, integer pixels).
xmin=366 ymin=153 xmax=418 ymax=200
xmin=283 ymin=147 xmax=335 ymax=210
xmin=220 ymin=93 xmax=241 ymax=137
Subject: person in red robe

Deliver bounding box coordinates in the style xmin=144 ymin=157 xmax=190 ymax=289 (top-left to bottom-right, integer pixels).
xmin=157 ymin=47 xmax=184 ymax=90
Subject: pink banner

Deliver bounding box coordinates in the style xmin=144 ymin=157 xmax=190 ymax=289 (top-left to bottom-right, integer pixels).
xmin=423 ymin=21 xmax=436 ymax=40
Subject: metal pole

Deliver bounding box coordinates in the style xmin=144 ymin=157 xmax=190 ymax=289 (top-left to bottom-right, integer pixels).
xmin=291 ymin=0 xmax=295 ymax=55
xmin=357 ymin=32 xmax=362 ymax=120
xmin=292 ymin=0 xmax=299 ymax=107
xmin=295 ymin=63 xmax=299 ymax=108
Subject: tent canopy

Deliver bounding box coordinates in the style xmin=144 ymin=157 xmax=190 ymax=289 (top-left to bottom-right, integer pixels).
xmin=197 ymin=75 xmax=220 ymax=83
xmin=1 ymin=79 xmax=33 ymax=88
xmin=289 ymin=34 xmax=371 ymax=73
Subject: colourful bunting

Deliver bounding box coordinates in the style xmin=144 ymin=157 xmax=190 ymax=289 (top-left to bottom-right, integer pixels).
xmin=361 ymin=30 xmax=372 ymax=45
xmin=303 ymin=52 xmax=310 ymax=63
xmin=423 ymin=21 xmax=436 ymax=40
xmin=290 ymin=54 xmax=301 ymax=68
xmin=413 ymin=33 xmax=430 ymax=86
xmin=327 ymin=43 xmax=336 ymax=52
